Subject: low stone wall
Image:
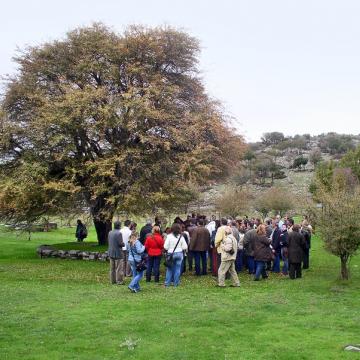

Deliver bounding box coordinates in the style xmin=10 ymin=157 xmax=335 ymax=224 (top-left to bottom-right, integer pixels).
xmin=36 ymin=245 xmax=109 ymax=261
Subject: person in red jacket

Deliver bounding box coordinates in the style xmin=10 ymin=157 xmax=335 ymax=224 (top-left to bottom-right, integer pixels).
xmin=144 ymin=226 xmax=164 ymax=283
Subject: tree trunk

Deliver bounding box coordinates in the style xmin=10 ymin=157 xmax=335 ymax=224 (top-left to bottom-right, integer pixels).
xmin=340 ymin=256 xmax=349 ymax=280
xmin=93 ymin=217 xmax=112 ymax=246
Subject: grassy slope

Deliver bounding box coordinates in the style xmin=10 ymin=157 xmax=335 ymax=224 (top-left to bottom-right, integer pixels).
xmin=0 ymin=227 xmax=359 ymax=360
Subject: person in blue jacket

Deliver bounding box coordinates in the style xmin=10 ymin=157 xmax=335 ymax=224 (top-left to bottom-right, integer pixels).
xmin=127 ymin=232 xmax=146 ymax=293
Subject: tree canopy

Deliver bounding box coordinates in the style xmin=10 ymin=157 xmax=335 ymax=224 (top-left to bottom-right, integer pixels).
xmin=0 ymin=24 xmax=244 ymax=244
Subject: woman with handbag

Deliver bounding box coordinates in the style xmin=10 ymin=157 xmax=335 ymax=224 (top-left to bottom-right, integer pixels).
xmin=127 ymin=232 xmax=146 ymax=293
xmin=164 ymin=223 xmax=188 ymax=287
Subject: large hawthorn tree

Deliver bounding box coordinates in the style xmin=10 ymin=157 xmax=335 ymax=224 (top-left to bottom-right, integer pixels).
xmin=0 ymin=24 xmax=244 ymax=244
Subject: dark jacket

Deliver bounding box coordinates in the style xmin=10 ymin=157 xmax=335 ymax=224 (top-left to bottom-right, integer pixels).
xmin=139 ymin=224 xmax=153 ymax=244
xmin=301 ymin=229 xmax=311 ymax=249
xmin=271 ymin=228 xmax=282 ymax=254
xmin=279 ymin=231 xmax=288 ymax=248
xmin=253 ymin=234 xmax=272 ymax=262
xmin=288 ymin=231 xmax=306 ymax=263
xmin=76 ymin=223 xmax=87 ymax=240
xmin=108 ymin=229 xmax=125 ymax=259
xmin=243 ymin=229 xmax=257 ymax=257
xmin=189 ymin=226 xmax=211 ymax=252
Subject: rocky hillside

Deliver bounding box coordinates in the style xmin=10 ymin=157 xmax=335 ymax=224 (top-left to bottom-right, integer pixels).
xmin=189 ymin=132 xmax=360 ymax=213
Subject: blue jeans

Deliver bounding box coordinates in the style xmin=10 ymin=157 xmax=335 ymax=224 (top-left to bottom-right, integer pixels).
xmin=165 ymin=252 xmax=183 ymax=286
xmin=235 ymin=250 xmax=243 ymax=272
xmin=255 ymin=261 xmax=267 ymax=280
xmin=146 ymin=255 xmax=161 ymax=282
xmin=272 ymin=253 xmax=280 ymax=272
xmin=129 ymin=262 xmax=144 ymax=291
xmin=193 ymin=251 xmax=207 ymax=275
xmin=247 ymin=256 xmax=255 ymax=274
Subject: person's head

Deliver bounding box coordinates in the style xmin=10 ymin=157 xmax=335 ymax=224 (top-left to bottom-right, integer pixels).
xmin=288 ymin=218 xmax=294 ymax=226
xmin=124 ymin=219 xmax=131 ymax=227
xmin=171 ymin=223 xmax=181 ymax=236
xmin=165 ymin=227 xmax=171 ymax=234
xmin=281 ymin=224 xmax=287 ymax=232
xmin=114 ymin=221 xmax=121 ymax=230
xmin=211 ymin=215 xmax=216 ymax=221
xmin=265 ymin=219 xmax=271 ymax=226
xmin=77 ymin=219 xmax=82 ymax=225
xmin=190 ymin=218 xmax=197 ymax=226
xmin=129 ymin=232 xmax=138 ymax=245
xmin=254 ymin=218 xmax=262 ymax=227
xmin=146 ymin=219 xmax=152 ymax=225
xmin=152 ymin=225 xmax=160 ymax=234
xmin=292 ymin=224 xmax=301 ymax=232
xmin=256 ymin=224 xmax=266 ymax=236
xmin=130 ymin=222 xmax=137 ymax=230
xmin=221 ymin=218 xmax=228 ymax=226
xmin=187 ymin=215 xmax=191 ymax=220
xmin=215 ymin=220 xmax=221 ymax=230
xmin=198 ymin=219 xmax=205 ymax=226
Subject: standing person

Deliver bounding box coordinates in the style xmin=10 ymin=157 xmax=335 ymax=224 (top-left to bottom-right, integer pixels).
xmin=108 ymin=221 xmax=125 ymax=285
xmin=210 ymin=220 xmax=220 ymax=276
xmin=301 ymin=221 xmax=312 ymax=269
xmin=243 ymin=225 xmax=258 ymax=274
xmin=253 ymin=224 xmax=272 ymax=281
xmin=144 ymin=226 xmax=164 ymax=283
xmin=127 ymin=232 xmax=145 ymax=293
xmin=217 ymin=226 xmax=240 ymax=287
xmin=75 ymin=220 xmax=87 ymax=242
xmin=288 ymin=224 xmax=306 ymax=279
xmin=139 ymin=219 xmax=153 ymax=245
xmin=271 ymin=222 xmax=281 ymax=273
xmin=235 ymin=222 xmax=245 ymax=273
xmin=187 ymin=219 xmax=197 ymax=272
xmin=181 ymin=224 xmax=190 ymax=273
xmin=120 ymin=220 xmax=133 ymax=277
xmin=279 ymin=224 xmax=289 ymax=275
xmin=164 ymin=223 xmax=188 ymax=287
xmin=206 ymin=215 xmax=216 ymax=235
xmin=214 ymin=218 xmax=229 ymax=275
xmin=189 ymin=219 xmax=211 ymax=276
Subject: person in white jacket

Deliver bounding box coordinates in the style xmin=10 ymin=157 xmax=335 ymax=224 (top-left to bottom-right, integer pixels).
xmin=164 ymin=223 xmax=188 ymax=287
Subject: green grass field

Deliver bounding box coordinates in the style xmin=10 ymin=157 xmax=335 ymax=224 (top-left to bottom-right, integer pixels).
xmin=0 ymin=226 xmax=359 ymax=360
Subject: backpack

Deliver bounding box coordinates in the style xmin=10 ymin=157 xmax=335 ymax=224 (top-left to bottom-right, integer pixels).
xmin=222 ymin=234 xmax=235 ymax=254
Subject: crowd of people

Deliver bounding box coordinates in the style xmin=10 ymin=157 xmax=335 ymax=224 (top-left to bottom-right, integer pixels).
xmin=106 ymin=214 xmax=312 ymax=293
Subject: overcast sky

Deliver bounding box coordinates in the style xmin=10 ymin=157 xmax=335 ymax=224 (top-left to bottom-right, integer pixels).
xmin=1 ymin=0 xmax=360 ymax=141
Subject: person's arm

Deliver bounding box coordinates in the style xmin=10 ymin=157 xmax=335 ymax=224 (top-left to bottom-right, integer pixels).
xmin=118 ymin=233 xmax=124 ymax=248
xmin=189 ymin=230 xmax=197 ymax=251
xmin=144 ymin=237 xmax=150 ymax=252
xmin=181 ymin=236 xmax=188 ymax=251
xmin=164 ymin=237 xmax=170 ymax=251
xmin=136 ymin=241 xmax=145 ymax=254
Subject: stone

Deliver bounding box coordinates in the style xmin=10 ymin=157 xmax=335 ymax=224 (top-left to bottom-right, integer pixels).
xmin=344 ymin=345 xmax=360 ymax=352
